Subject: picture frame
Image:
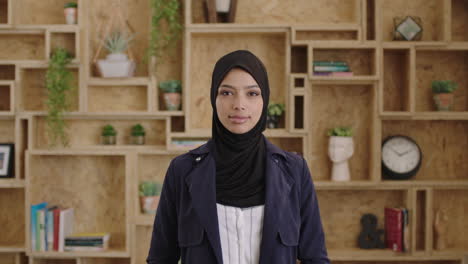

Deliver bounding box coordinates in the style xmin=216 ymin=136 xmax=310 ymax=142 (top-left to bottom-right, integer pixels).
xmin=0 ymin=144 xmax=14 ymax=178
xmin=393 ymin=16 xmax=423 ymax=41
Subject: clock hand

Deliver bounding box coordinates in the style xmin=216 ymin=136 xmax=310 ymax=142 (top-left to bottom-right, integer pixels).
xmin=389 ymin=145 xmax=402 ymax=156
xmin=401 ymin=148 xmax=413 ymax=156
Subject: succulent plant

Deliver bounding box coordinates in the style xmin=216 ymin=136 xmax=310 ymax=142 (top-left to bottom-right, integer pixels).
xmin=102 ymin=125 xmax=117 ymax=137
xmin=132 ymin=124 xmax=145 ymax=136
xmin=327 ymin=126 xmax=353 ymax=137
xmin=268 ymin=102 xmax=285 ymax=116
xmin=139 ymin=181 xmax=162 ymax=196
xmin=102 ymin=30 xmax=135 ymax=54
xmin=431 ymin=80 xmax=458 ymax=94
xmin=159 ymin=80 xmax=182 ymax=93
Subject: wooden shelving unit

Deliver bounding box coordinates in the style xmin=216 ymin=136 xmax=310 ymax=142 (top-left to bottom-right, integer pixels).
xmin=0 ymin=0 xmax=467 ymax=264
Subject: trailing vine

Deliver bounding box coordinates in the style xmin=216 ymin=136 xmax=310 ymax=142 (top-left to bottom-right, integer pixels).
xmin=45 ymin=48 xmax=75 ymax=148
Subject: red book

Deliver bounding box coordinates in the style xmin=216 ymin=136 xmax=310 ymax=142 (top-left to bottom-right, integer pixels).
xmin=53 ymin=208 xmax=61 ymax=251
xmin=385 ymin=207 xmax=403 ymax=252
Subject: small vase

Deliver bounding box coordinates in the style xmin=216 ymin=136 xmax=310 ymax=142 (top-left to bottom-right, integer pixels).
xmin=328 ymin=136 xmax=354 ymax=182
xmin=266 ymin=115 xmax=279 ymax=129
xmin=140 ymin=196 xmax=160 ymax=214
xmin=433 ymin=93 xmax=454 ymax=111
xmin=97 ymin=53 xmax=136 ymax=78
xmin=216 ymin=0 xmax=231 ymax=13
xmin=101 ymin=135 xmax=116 ymax=145
xmin=131 ymin=135 xmax=145 ymax=145
xmin=64 ymin=7 xmax=77 ymax=25
xmin=163 ymin=92 xmax=181 ymax=111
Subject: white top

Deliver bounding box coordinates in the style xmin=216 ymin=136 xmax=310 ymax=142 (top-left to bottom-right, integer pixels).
xmin=216 ymin=203 xmax=265 ymax=264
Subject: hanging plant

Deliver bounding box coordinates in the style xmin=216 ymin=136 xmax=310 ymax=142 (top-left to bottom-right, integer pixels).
xmin=146 ymin=0 xmax=183 ymax=64
xmin=45 ymin=48 xmax=75 ymax=148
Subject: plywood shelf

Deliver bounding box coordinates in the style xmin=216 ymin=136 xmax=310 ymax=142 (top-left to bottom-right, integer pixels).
xmin=0 ymin=179 xmax=25 ymax=188
xmin=0 ymin=245 xmax=25 ymax=253
xmin=28 ymin=249 xmax=130 ymax=258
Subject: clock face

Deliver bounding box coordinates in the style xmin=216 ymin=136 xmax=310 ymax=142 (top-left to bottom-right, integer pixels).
xmin=382 ymin=136 xmax=421 ymax=174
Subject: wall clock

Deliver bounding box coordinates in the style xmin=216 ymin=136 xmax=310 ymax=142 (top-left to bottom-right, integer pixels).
xmin=382 ymin=135 xmax=422 ymax=180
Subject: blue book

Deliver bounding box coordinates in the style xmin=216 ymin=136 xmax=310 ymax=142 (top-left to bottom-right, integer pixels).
xmin=31 ymin=202 xmax=47 ymax=251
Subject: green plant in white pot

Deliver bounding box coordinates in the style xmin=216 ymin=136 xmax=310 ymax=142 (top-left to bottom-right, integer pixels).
xmin=432 ymin=80 xmax=458 ymax=111
xmin=327 ymin=126 xmax=354 ymax=182
xmin=139 ymin=181 xmax=163 ymax=214
xmin=159 ymin=80 xmax=182 ymax=110
xmin=64 ymin=2 xmax=78 ymax=25
xmin=131 ymin=124 xmax=145 ymax=145
xmin=267 ymin=102 xmax=285 ymax=128
xmin=97 ymin=30 xmax=136 ymax=78
xmin=101 ymin=124 xmax=117 ymax=145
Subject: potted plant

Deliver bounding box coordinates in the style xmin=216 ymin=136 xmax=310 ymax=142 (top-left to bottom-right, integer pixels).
xmin=97 ymin=30 xmax=136 ymax=78
xmin=45 ymin=48 xmax=75 ymax=148
xmin=131 ymin=124 xmax=145 ymax=145
xmin=139 ymin=181 xmax=163 ymax=214
xmin=431 ymin=80 xmax=458 ymax=111
xmin=64 ymin=2 xmax=78 ymax=25
xmin=147 ymin=0 xmax=183 ymax=65
xmin=327 ymin=127 xmax=354 ymax=182
xmin=159 ymin=80 xmax=182 ymax=110
xmin=267 ymin=102 xmax=285 ymax=128
xmin=102 ymin=125 xmax=117 ymax=145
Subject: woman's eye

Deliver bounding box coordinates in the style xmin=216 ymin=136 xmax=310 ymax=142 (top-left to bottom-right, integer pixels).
xmin=219 ymin=91 xmax=231 ymax=96
xmin=248 ymin=91 xmax=260 ymax=96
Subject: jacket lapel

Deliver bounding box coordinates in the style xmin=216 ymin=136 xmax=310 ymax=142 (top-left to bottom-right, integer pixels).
xmin=184 ymin=139 xmax=295 ymax=264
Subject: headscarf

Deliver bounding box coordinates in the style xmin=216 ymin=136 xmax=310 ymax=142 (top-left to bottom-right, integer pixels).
xmin=210 ymin=50 xmax=270 ymax=208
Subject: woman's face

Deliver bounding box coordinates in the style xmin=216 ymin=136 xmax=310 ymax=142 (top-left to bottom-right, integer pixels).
xmin=215 ymin=68 xmax=263 ymax=134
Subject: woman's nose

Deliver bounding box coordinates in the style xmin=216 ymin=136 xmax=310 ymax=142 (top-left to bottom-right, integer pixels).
xmin=233 ymin=95 xmax=246 ymax=110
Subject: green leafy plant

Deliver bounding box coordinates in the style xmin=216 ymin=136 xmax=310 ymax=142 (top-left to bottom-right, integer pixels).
xmin=139 ymin=181 xmax=162 ymax=196
xmin=268 ymin=102 xmax=285 ymax=116
xmin=159 ymin=80 xmax=182 ymax=93
xmin=102 ymin=125 xmax=117 ymax=137
xmin=327 ymin=126 xmax=353 ymax=137
xmin=45 ymin=47 xmax=75 ymax=147
xmin=146 ymin=0 xmax=183 ymax=64
xmin=102 ymin=30 xmax=135 ymax=54
xmin=431 ymin=80 xmax=458 ymax=94
xmin=64 ymin=2 xmax=77 ymax=8
xmin=132 ymin=124 xmax=146 ymax=136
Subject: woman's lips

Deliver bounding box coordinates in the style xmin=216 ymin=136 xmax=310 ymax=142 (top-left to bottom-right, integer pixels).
xmin=229 ymin=115 xmax=249 ymax=124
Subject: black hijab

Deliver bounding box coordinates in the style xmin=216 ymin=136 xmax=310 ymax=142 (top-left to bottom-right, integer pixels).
xmin=210 ymin=50 xmax=270 ymax=208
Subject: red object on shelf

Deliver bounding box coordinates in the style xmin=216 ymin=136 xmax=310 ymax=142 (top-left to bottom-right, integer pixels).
xmin=385 ymin=207 xmax=403 ymax=252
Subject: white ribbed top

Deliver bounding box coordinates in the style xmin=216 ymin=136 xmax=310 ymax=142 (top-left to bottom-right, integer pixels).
xmin=216 ymin=203 xmax=265 ymax=264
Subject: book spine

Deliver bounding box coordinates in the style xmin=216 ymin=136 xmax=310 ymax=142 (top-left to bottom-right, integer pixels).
xmin=385 ymin=207 xmax=403 ymax=252
xmin=53 ymin=208 xmax=60 ymax=251
xmin=313 ymin=61 xmax=348 ymax=66
xmin=313 ymin=66 xmax=350 ymax=72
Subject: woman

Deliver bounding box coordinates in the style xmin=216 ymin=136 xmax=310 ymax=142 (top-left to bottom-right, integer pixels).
xmin=146 ymin=50 xmax=329 ymax=264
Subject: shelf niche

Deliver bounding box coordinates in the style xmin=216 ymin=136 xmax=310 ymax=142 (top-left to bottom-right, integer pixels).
xmin=317 ymin=189 xmax=407 ymax=251
xmin=0 ymin=65 xmax=15 ymax=80
xmin=291 ymin=45 xmax=308 ymax=74
xmin=50 ymin=32 xmax=77 ymax=60
xmin=380 ymin=0 xmax=446 ymax=42
xmin=0 ymin=189 xmax=25 ymax=248
xmin=0 ymin=84 xmax=11 ymax=112
xmin=190 ymin=0 xmax=360 ymax=25
xmin=383 ymin=48 xmax=411 ymax=112
xmin=312 ymin=48 xmax=376 ymax=77
xmin=15 ymin=0 xmax=77 ymax=25
xmin=0 ymin=0 xmax=9 ymax=25
xmin=28 ymin=154 xmax=128 ymax=252
xmin=19 ymin=68 xmax=79 ymax=112
xmin=382 ymin=120 xmax=468 ymax=181
xmin=0 ymin=33 xmax=45 ymax=60
xmin=416 ymin=50 xmax=468 ymax=112
xmin=310 ymin=84 xmax=376 ymax=182
xmin=33 ymin=117 xmax=167 ymax=149
xmin=0 ymin=119 xmax=15 ymax=143
xmin=451 ymin=0 xmax=468 ymax=42
xmin=87 ymin=85 xmax=148 ymax=113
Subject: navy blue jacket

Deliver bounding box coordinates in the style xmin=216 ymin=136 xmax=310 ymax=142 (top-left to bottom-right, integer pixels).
xmin=146 ymin=138 xmax=330 ymax=264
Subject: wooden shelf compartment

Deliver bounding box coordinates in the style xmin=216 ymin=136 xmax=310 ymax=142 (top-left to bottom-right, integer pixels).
xmin=451 ymin=0 xmax=468 ymax=42
xmin=415 ymin=49 xmax=468 ymax=112
xmin=88 ymin=0 xmax=151 ymax=78
xmin=310 ymin=47 xmax=377 ymax=79
xmin=364 ymin=0 xmax=376 ymax=41
xmin=382 ymin=120 xmax=468 ymax=182
xmin=0 ymin=81 xmax=13 ymax=113
xmin=134 ymin=153 xmax=178 ymax=220
xmin=0 ymin=31 xmax=46 ymax=61
xmin=309 ymin=84 xmax=378 ymax=182
xmin=14 ymin=0 xmax=82 ymax=26
xmin=186 ymin=31 xmax=288 ymax=131
xmin=0 ymin=64 xmax=15 ymax=80
xmin=87 ymin=84 xmax=149 ymax=113
xmin=30 ymin=116 xmax=167 ymax=150
xmin=382 ymin=48 xmax=412 ymax=113
xmin=18 ymin=67 xmax=79 ymax=112
xmin=26 ymin=152 xmax=131 ymax=256
xmin=188 ymin=0 xmax=361 ymax=26
xmin=291 ymin=45 xmax=308 ymax=74
xmin=132 ymin=226 xmax=152 ymax=264
xmin=48 ymin=30 xmax=78 ymax=61
xmin=432 ymin=188 xmax=468 ymax=253
xmin=0 ymin=253 xmax=27 ymax=264
xmin=0 ymin=189 xmax=25 ymax=250
xmin=0 ymin=0 xmax=11 ymax=26
xmin=378 ymin=0 xmax=448 ymax=42
xmin=317 ymin=189 xmax=410 ymax=253
xmin=291 ymin=24 xmax=360 ymax=44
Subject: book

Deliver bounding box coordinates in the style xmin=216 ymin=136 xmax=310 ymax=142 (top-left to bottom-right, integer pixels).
xmin=401 ymin=208 xmax=409 ymax=252
xmin=64 ymin=232 xmax=110 ymax=251
xmin=64 ymin=246 xmax=106 ymax=251
xmin=53 ymin=207 xmax=61 ymax=251
xmin=46 ymin=206 xmax=58 ymax=251
xmin=37 ymin=209 xmax=46 ymax=251
xmin=385 ymin=207 xmax=403 ymax=252
xmin=313 ymin=65 xmax=350 ymax=72
xmin=313 ymin=61 xmax=348 ymax=66
xmin=313 ymin=71 xmax=354 ymax=77
xmin=31 ymin=202 xmax=48 ymax=251
xmin=58 ymin=208 xmax=74 ymax=252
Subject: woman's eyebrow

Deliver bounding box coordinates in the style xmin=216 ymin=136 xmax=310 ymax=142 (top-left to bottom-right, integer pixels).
xmin=219 ymin=84 xmax=260 ymax=89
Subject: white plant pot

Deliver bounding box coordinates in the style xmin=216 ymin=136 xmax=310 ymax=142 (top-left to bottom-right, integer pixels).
xmin=328 ymin=136 xmax=354 ymax=182
xmin=216 ymin=0 xmax=231 ymax=13
xmin=97 ymin=53 xmax=136 ymax=78
xmin=64 ymin=7 xmax=77 ymax=25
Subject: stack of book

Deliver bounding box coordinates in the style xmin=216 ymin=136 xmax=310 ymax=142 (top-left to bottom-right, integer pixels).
xmin=313 ymin=61 xmax=353 ymax=77
xmin=171 ymin=139 xmax=207 ymax=149
xmin=385 ymin=207 xmax=409 ymax=252
xmin=31 ymin=202 xmax=74 ymax=252
xmin=65 ymin=232 xmax=110 ymax=251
